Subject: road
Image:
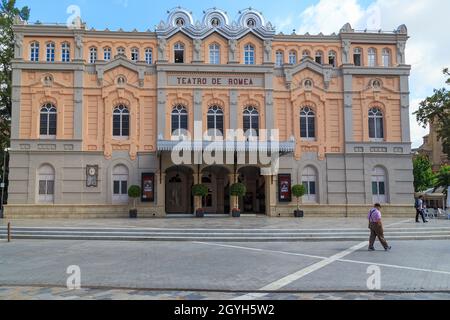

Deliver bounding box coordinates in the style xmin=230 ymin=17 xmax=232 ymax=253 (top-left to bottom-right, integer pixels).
xmin=1 ymin=238 xmax=449 ymax=300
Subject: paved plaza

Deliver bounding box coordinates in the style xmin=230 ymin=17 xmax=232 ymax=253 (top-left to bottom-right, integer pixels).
xmin=0 ymin=217 xmax=449 ymax=300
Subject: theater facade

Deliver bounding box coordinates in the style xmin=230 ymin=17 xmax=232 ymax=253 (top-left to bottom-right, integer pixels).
xmin=5 ymin=8 xmax=415 ymax=218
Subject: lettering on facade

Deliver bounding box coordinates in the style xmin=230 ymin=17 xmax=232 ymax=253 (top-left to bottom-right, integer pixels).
xmin=168 ymin=74 xmax=263 ymax=87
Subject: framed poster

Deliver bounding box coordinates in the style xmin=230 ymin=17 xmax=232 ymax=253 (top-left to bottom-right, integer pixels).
xmin=278 ymin=174 xmax=292 ymax=202
xmin=86 ymin=165 xmax=99 ymax=188
xmin=141 ymin=173 xmax=155 ymax=202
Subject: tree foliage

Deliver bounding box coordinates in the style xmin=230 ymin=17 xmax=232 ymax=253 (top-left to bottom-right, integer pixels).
xmin=414 ymin=68 xmax=450 ymax=160
xmin=435 ymin=165 xmax=450 ymax=191
xmin=413 ymin=155 xmax=436 ymax=192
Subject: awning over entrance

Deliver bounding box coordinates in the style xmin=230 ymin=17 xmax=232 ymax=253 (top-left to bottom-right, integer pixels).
xmin=157 ymin=140 xmax=295 ymax=153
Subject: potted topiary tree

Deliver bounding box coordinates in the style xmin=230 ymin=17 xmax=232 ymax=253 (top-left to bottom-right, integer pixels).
xmin=192 ymin=184 xmax=208 ymax=218
xmin=230 ymin=183 xmax=247 ymax=217
xmin=128 ymin=185 xmax=142 ymax=219
xmin=292 ymin=184 xmax=306 ymax=218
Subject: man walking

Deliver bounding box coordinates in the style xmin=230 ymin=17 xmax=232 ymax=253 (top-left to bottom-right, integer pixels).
xmin=415 ymin=195 xmax=428 ymax=223
xmin=368 ymin=204 xmax=391 ymax=251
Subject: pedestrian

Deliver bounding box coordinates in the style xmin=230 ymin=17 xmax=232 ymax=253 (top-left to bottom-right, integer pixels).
xmin=368 ymin=203 xmax=391 ymax=251
xmin=415 ymin=195 xmax=428 ymax=223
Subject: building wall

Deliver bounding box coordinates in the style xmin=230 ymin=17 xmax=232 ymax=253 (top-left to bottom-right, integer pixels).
xmin=6 ymin=8 xmax=415 ymax=218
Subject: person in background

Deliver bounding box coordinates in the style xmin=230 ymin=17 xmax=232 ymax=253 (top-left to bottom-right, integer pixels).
xmin=415 ymin=195 xmax=428 ymax=223
xmin=368 ymin=203 xmax=391 ymax=252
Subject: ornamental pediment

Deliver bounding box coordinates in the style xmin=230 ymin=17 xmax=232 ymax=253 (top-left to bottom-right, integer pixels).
xmin=156 ymin=7 xmax=275 ymax=40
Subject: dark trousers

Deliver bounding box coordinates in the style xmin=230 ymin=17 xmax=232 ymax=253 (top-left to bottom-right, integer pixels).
xmin=416 ymin=209 xmax=426 ymax=222
xmin=369 ymin=222 xmax=389 ymax=249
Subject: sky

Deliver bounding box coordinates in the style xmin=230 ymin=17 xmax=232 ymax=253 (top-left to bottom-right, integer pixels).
xmin=16 ymin=0 xmax=450 ymax=148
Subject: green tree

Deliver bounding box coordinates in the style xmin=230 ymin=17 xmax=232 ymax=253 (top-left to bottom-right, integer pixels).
xmin=435 ymin=165 xmax=450 ymax=192
xmin=414 ymin=68 xmax=450 ymax=160
xmin=0 ymin=0 xmax=30 ymax=202
xmin=413 ymin=155 xmax=436 ymax=192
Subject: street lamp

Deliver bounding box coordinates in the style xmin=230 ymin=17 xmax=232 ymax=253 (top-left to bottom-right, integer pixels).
xmin=1 ymin=147 xmax=11 ymax=217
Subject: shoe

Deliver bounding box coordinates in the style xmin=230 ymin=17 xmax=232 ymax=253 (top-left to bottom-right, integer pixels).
xmin=385 ymin=246 xmax=392 ymax=251
xmin=368 ymin=247 xmax=375 ymax=251
xmin=416 ymin=221 xmax=420 ymax=223
xmin=424 ymin=221 xmax=429 ymax=223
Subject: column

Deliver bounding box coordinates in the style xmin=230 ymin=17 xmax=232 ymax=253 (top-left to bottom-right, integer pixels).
xmin=156 ymin=172 xmax=166 ymax=216
xmin=343 ymin=73 xmax=353 ymax=144
xmin=265 ymin=175 xmax=277 ymax=217
xmin=229 ymin=90 xmax=238 ymax=130
xmin=399 ymin=75 xmax=411 ymax=143
xmin=11 ymin=68 xmax=21 ymax=140
xmin=74 ymin=69 xmax=84 ymax=140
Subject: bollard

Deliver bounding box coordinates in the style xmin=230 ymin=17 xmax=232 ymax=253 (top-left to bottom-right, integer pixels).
xmin=7 ymin=222 xmax=11 ymax=242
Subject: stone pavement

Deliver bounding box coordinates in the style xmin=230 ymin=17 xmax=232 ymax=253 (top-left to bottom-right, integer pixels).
xmin=1 ymin=286 xmax=449 ymax=300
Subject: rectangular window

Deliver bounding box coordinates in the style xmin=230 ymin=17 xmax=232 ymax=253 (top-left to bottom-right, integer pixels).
xmin=354 ymin=54 xmax=361 ymax=66
xmin=378 ymin=182 xmax=385 ymax=195
xmin=308 ymin=117 xmax=315 ymax=138
xmin=113 ymin=115 xmax=121 ymax=136
xmin=175 ymin=50 xmax=184 ymax=63
xmin=121 ymin=181 xmax=128 ymax=195
xmin=104 ymin=50 xmax=111 ymax=61
xmin=39 ymin=181 xmax=47 ymax=195
xmin=372 ymin=182 xmax=378 ymax=195
xmin=121 ymin=114 xmax=130 ymax=136
xmin=48 ymin=114 xmax=57 ymax=136
xmin=309 ymin=181 xmax=316 ymax=195
xmin=329 ymin=56 xmax=335 ymax=67
xmin=62 ymin=49 xmax=70 ymax=62
xmin=47 ymin=46 xmax=55 ymax=62
xmin=113 ymin=181 xmax=120 ymax=194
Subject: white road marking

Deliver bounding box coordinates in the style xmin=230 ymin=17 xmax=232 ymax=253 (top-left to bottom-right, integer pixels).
xmin=195 ymin=242 xmax=450 ymax=276
xmin=233 ymin=241 xmax=368 ymax=300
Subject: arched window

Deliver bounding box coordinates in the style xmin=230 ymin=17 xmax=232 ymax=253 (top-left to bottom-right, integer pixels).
xmin=275 ymin=50 xmax=284 ymax=67
xmin=174 ymin=43 xmax=185 ymax=63
xmin=328 ymin=50 xmax=337 ymax=67
xmin=368 ymin=107 xmax=384 ymax=140
xmin=302 ymin=166 xmax=318 ymax=203
xmin=315 ymin=51 xmax=323 ymax=64
xmin=89 ymin=47 xmax=97 ymax=64
xmin=145 ymin=48 xmax=153 ymax=64
xmin=244 ymin=44 xmax=255 ymax=65
xmin=131 ymin=48 xmax=139 ymax=61
xmin=368 ymin=48 xmax=377 ymax=67
xmin=117 ymin=47 xmax=125 ymax=56
xmin=302 ymin=50 xmax=311 ymax=59
xmin=113 ymin=105 xmax=130 ymax=138
xmin=300 ymin=107 xmax=316 ymax=139
xmin=207 ymin=105 xmax=224 ymax=136
xmin=40 ymin=103 xmax=57 ymax=137
xmin=171 ymin=105 xmax=188 ymax=135
xmin=243 ymin=106 xmax=259 ymax=137
xmin=30 ymin=41 xmax=40 ymax=62
xmin=46 ymin=42 xmax=55 ymax=62
xmin=353 ymin=48 xmax=362 ymax=66
xmin=289 ymin=51 xmax=297 ymax=65
xmin=61 ymin=42 xmax=70 ymax=62
xmin=372 ymin=166 xmax=388 ymax=204
xmin=382 ymin=48 xmax=391 ymax=67
xmin=38 ymin=164 xmax=55 ymax=203
xmin=103 ymin=47 xmax=111 ymax=61
xmin=112 ymin=165 xmax=129 ymax=204
xmin=209 ymin=43 xmax=220 ymax=64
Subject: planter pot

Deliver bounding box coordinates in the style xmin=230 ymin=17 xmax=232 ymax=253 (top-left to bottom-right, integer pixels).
xmin=196 ymin=209 xmax=205 ymax=218
xmin=232 ymin=209 xmax=241 ymax=218
xmin=294 ymin=210 xmax=304 ymax=218
xmin=129 ymin=209 xmax=138 ymax=219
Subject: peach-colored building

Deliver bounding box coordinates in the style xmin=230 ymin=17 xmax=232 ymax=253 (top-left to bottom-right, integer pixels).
xmin=5 ymin=8 xmax=414 ymax=218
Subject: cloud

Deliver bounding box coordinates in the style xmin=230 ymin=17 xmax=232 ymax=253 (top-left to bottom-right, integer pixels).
xmin=290 ymin=0 xmax=449 ymax=147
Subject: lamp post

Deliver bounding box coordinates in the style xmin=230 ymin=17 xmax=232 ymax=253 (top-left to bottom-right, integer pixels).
xmin=1 ymin=148 xmax=10 ymax=216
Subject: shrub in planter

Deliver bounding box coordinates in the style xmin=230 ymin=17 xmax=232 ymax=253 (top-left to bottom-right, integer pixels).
xmin=292 ymin=184 xmax=306 ymax=218
xmin=192 ymin=184 xmax=209 ymax=217
xmin=128 ymin=185 xmax=142 ymax=219
xmin=230 ymin=183 xmax=247 ymax=217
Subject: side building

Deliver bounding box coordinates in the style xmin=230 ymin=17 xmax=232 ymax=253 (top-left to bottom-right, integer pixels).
xmin=6 ymin=8 xmax=414 ymax=218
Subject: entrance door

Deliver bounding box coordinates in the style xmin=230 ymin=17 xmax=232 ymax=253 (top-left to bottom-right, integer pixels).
xmin=38 ymin=165 xmax=55 ymax=203
xmin=201 ymin=166 xmax=230 ymax=214
xmin=238 ymin=167 xmax=266 ymax=214
xmin=372 ymin=167 xmax=387 ymax=204
xmin=112 ymin=165 xmax=129 ymax=204
xmin=165 ymin=166 xmax=193 ymax=214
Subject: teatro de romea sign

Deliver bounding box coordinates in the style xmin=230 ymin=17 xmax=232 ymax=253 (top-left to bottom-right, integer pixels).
xmin=168 ymin=74 xmax=264 ymax=87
